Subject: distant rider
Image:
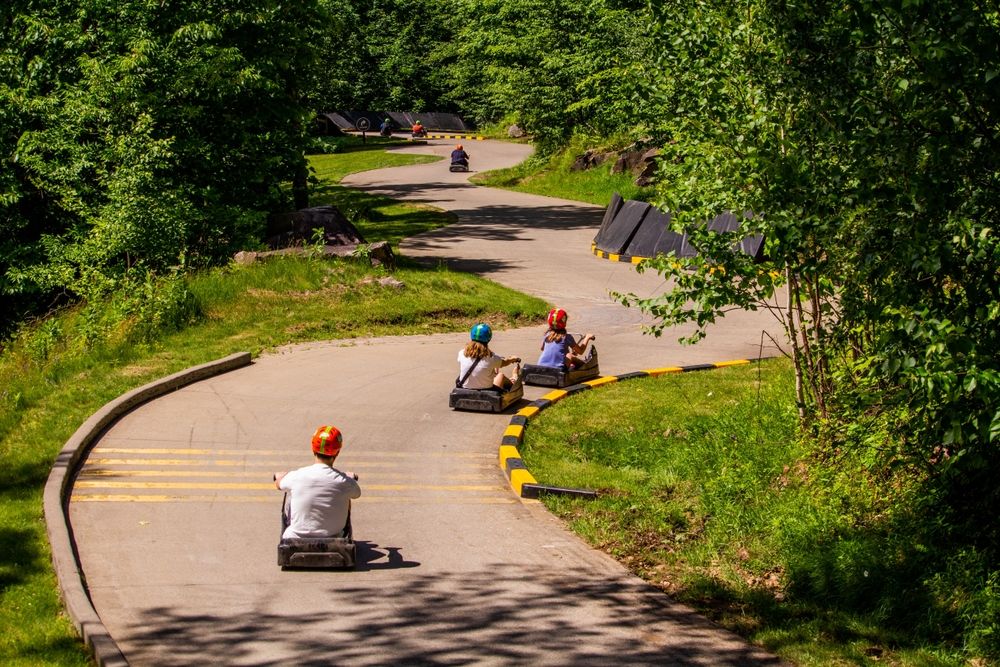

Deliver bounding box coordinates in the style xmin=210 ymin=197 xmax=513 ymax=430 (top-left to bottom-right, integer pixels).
xmin=411 ymin=120 xmax=426 ymax=136
xmin=380 ymin=117 xmax=393 ymax=136
xmin=450 ymin=144 xmax=470 ymax=168
xmin=274 ymin=425 xmax=361 ymax=539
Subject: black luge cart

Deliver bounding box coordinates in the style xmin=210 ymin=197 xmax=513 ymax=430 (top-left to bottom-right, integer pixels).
xmin=277 ymin=493 xmax=356 ymax=569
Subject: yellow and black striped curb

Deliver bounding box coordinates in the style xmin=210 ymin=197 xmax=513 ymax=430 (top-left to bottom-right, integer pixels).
xmin=590 ymin=242 xmax=648 ymax=264
xmin=499 ymin=359 xmax=757 ymax=500
xmin=425 ymin=134 xmax=486 ymax=140
xmin=44 ymin=351 xmax=252 ymax=667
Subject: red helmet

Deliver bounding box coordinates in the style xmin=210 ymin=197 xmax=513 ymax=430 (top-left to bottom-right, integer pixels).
xmin=311 ymin=425 xmax=343 ymax=456
xmin=547 ymin=308 xmax=568 ymax=330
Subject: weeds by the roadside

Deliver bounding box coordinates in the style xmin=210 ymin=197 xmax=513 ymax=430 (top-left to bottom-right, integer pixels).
xmin=472 ymin=137 xmax=654 ymax=206
xmin=521 ymin=361 xmax=986 ymax=666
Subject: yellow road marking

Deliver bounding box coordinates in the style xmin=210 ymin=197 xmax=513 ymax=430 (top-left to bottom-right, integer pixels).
xmin=516 ymin=406 xmax=539 ymax=418
xmin=83 ymin=458 xmax=495 ymax=469
xmin=75 ymin=481 xmax=501 ymax=492
xmin=71 ymin=494 xmax=517 ymax=504
xmin=78 ymin=469 xmax=488 ymax=481
xmin=713 ymin=359 xmax=751 ymax=368
xmin=583 ymin=376 xmax=618 ymax=387
xmin=93 ymin=448 xmax=491 ymax=459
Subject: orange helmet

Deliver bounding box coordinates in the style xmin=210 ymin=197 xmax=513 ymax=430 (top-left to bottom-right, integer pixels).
xmin=311 ymin=425 xmax=343 ymax=456
xmin=456 ymin=144 xmax=463 ymax=150
xmin=547 ymin=308 xmax=568 ymax=330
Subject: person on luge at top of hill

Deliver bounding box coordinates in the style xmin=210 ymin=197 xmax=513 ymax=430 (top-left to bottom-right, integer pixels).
xmin=457 ymin=323 xmax=521 ymax=392
xmin=536 ymin=308 xmax=595 ymax=369
xmin=450 ymin=144 xmax=469 ymax=167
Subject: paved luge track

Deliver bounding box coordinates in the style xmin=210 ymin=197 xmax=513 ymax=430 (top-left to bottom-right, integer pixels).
xmin=69 ymin=140 xmax=783 ymax=665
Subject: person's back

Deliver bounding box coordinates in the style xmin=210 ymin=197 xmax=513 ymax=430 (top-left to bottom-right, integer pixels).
xmin=280 ymin=462 xmax=359 ymax=538
xmin=538 ymin=332 xmax=575 ymax=368
xmin=275 ymin=425 xmax=361 ymax=539
xmin=451 ymin=145 xmax=469 ymax=165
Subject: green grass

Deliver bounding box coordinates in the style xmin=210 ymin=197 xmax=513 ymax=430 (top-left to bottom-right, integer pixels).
xmin=0 ymin=140 xmax=545 ymax=665
xmin=521 ymin=360 xmax=983 ymax=666
xmin=307 ymin=145 xmax=448 ymax=249
xmin=472 ymin=144 xmax=654 ymax=206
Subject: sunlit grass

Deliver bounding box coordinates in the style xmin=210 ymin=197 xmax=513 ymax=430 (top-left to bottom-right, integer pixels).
xmin=472 ymin=149 xmax=654 ymax=206
xmin=521 ymin=360 xmax=973 ymax=666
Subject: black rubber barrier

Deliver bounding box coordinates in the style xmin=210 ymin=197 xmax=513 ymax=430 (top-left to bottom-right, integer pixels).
xmin=593 ymin=200 xmax=651 ymax=254
xmin=626 ymin=207 xmax=672 ymax=258
xmin=593 ymin=193 xmax=765 ymax=263
xmin=323 ymin=110 xmax=472 ymax=133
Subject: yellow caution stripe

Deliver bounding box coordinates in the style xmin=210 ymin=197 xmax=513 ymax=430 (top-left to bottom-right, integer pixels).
xmin=426 ymin=134 xmax=485 ymax=140
xmin=498 ymin=358 xmax=770 ymax=500
xmin=590 ymin=245 xmax=648 ymax=264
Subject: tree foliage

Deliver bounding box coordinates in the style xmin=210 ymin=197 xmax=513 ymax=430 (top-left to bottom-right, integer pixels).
xmin=1 ymin=0 xmax=341 ymax=334
xmin=621 ymin=0 xmax=1000 ymax=556
xmin=444 ymin=0 xmax=651 ymax=148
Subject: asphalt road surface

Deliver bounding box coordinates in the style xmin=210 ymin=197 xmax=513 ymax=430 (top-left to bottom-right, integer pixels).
xmin=69 ymin=139 xmax=784 ymax=665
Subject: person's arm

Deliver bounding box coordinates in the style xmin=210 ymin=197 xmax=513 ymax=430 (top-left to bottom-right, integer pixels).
xmin=570 ymin=334 xmax=594 ymax=355
xmin=273 ymin=471 xmax=288 ymax=490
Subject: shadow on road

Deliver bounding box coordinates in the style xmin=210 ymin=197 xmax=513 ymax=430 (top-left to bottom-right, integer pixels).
xmin=122 ymin=565 xmax=782 ymax=665
xmin=356 ymin=542 xmax=421 ymax=571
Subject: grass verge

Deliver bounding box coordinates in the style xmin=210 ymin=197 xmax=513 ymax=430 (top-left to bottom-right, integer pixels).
xmin=308 ymin=142 xmax=448 ymax=249
xmin=0 ymin=141 xmax=545 ymax=664
xmin=520 ymin=360 xmax=983 ymax=666
xmin=471 ymin=139 xmax=654 ymax=206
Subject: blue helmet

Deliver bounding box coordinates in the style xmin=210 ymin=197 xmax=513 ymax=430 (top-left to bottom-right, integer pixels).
xmin=470 ymin=323 xmax=492 ymax=343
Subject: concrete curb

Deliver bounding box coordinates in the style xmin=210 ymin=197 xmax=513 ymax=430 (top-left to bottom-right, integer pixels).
xmin=43 ymin=352 xmax=253 ymax=667
xmin=426 ymin=134 xmax=485 ymax=140
xmin=499 ymin=359 xmax=759 ymax=499
xmin=590 ymin=242 xmax=646 ymax=265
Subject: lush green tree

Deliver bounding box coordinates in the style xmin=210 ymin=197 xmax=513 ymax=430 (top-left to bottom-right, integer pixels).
xmin=1 ymin=0 xmax=340 ymax=335
xmin=623 ymin=0 xmax=1000 ymax=550
xmin=444 ymin=0 xmax=651 ymax=147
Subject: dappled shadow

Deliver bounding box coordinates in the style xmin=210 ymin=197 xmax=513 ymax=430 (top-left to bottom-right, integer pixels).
xmin=4 ymin=457 xmax=57 ymax=498
xmin=399 ymin=203 xmax=603 ymax=251
xmin=399 ymin=255 xmax=517 ymax=275
xmin=0 ymin=526 xmax=43 ymax=589
xmin=122 ymin=564 xmax=782 ymax=666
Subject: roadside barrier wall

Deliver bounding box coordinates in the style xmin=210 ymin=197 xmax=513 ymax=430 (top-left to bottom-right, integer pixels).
xmin=323 ymin=110 xmax=472 ymax=132
xmin=592 ymin=194 xmax=764 ymax=263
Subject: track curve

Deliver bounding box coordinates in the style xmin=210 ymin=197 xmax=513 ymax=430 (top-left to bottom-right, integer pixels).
xmin=68 ymin=139 xmax=783 ymax=665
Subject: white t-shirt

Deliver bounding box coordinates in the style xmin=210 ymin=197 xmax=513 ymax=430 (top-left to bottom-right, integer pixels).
xmin=279 ymin=463 xmax=361 ymax=538
xmin=457 ymin=350 xmax=503 ymax=389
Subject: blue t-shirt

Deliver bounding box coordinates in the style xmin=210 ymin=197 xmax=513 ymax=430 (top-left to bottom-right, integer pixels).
xmin=451 ymin=149 xmax=469 ymax=163
xmin=537 ymin=333 xmax=576 ymax=368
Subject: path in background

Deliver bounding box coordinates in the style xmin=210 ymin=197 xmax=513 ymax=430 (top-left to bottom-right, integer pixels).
xmin=68 ymin=139 xmax=783 ymax=665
